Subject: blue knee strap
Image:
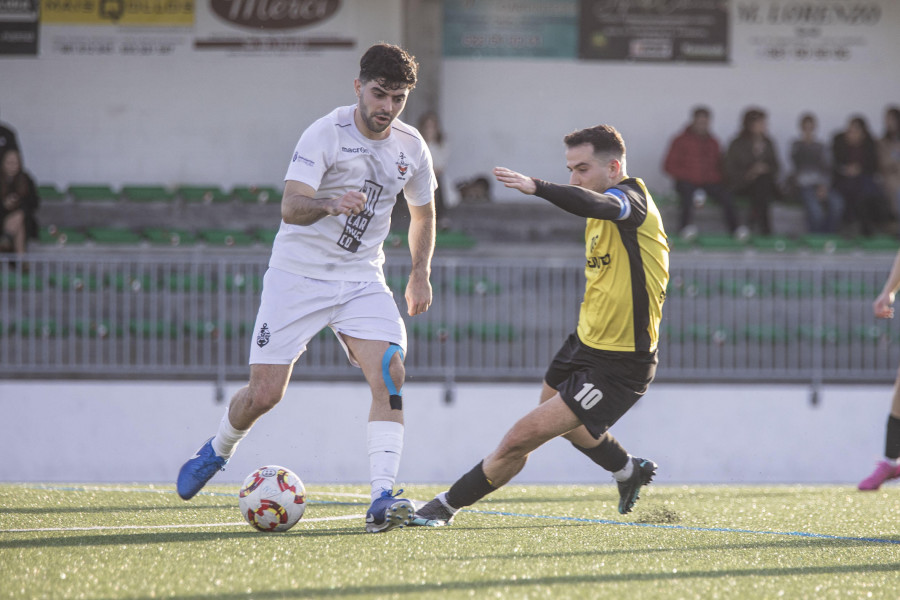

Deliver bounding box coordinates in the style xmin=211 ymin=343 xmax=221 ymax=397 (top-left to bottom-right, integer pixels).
xmin=382 ymin=343 xmax=404 ymax=410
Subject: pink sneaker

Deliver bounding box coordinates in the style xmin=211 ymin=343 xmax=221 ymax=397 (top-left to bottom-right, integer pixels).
xmin=858 ymin=460 xmax=900 ymax=491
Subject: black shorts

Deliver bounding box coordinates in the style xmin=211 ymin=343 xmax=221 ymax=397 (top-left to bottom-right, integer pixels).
xmin=544 ymin=333 xmax=658 ymax=439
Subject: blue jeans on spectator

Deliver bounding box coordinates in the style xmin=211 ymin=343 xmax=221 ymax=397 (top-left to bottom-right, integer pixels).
xmin=799 ymin=184 xmax=843 ymax=233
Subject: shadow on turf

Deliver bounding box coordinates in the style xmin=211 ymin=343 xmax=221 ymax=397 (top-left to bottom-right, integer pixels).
xmin=88 ymin=562 xmax=900 ymax=600
xmin=0 ymin=527 xmax=369 ymax=549
xmin=3 ymin=504 xmax=236 ymax=515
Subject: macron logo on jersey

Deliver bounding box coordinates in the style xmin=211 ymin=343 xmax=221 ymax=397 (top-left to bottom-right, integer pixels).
xmin=292 ymin=152 xmax=315 ymax=167
xmin=342 ymin=146 xmax=370 ymax=154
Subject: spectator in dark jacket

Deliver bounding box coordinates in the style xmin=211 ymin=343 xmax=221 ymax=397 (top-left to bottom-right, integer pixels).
xmin=664 ymin=106 xmax=742 ymax=239
xmin=0 ymin=149 xmax=39 ymax=258
xmin=725 ymin=108 xmax=781 ymax=236
xmin=833 ymin=115 xmax=888 ymax=236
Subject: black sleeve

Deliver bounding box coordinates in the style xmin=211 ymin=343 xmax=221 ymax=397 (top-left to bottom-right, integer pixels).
xmin=532 ymin=178 xmax=625 ymax=220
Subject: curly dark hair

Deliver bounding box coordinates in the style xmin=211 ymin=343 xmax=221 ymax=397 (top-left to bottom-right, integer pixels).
xmin=563 ymin=125 xmax=626 ymax=158
xmin=359 ymin=43 xmax=418 ymax=90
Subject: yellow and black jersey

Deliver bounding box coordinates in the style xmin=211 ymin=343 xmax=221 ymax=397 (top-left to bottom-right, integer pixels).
xmin=533 ymin=177 xmax=669 ymax=352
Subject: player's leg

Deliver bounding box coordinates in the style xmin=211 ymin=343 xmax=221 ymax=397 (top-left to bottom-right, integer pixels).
xmin=177 ymin=268 xmax=329 ymax=500
xmin=333 ymin=281 xmax=413 ymax=532
xmin=859 ymin=366 xmax=900 ymax=490
xmin=413 ymin=394 xmax=581 ymax=526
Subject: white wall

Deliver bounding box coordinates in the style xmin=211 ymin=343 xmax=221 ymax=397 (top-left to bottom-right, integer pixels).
xmin=0 ymin=380 xmax=890 ymax=486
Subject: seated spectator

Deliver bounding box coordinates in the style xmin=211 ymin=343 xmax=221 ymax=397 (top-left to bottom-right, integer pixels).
xmin=789 ymin=113 xmax=843 ymax=233
xmin=663 ymin=106 xmax=743 ymax=239
xmin=878 ymin=106 xmax=900 ymax=220
xmin=833 ymin=115 xmax=888 ymax=236
xmin=0 ymin=104 xmax=20 ymax=157
xmin=0 ymin=149 xmax=40 ymax=259
xmin=725 ymin=107 xmax=781 ymax=236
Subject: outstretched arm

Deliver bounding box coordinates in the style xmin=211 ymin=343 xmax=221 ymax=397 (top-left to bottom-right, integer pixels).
xmin=492 ymin=166 xmax=626 ymax=220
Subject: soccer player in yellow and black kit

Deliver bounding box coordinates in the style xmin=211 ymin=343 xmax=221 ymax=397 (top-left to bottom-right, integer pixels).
xmin=412 ymin=124 xmax=669 ymax=526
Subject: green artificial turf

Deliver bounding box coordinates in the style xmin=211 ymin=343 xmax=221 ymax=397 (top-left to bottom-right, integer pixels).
xmin=1 ymin=483 xmax=898 ymax=599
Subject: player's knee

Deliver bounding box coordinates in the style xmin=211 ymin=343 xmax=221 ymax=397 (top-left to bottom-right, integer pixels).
xmin=246 ymin=381 xmax=284 ymax=414
xmin=388 ymin=354 xmax=405 ymax=389
xmin=380 ymin=343 xmax=405 ymax=410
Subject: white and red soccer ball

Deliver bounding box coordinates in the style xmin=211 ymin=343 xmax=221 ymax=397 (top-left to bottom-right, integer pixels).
xmin=238 ymin=465 xmax=306 ymax=532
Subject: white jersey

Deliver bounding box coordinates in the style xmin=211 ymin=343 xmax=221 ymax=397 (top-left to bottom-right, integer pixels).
xmin=272 ymin=104 xmax=437 ymax=282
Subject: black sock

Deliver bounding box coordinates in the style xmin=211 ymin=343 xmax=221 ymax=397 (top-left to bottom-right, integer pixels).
xmin=886 ymin=415 xmax=900 ymax=459
xmin=572 ymin=433 xmax=629 ymax=472
xmin=446 ymin=461 xmax=496 ymax=509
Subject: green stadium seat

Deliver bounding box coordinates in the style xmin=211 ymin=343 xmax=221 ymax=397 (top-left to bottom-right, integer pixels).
xmin=409 ymin=322 xmax=462 ymax=341
xmin=67 ymin=185 xmax=118 ymax=203
xmin=467 ymin=322 xmax=518 ymax=342
xmin=73 ymin=320 xmax=121 ymax=338
xmin=129 ymin=320 xmax=179 ymax=339
xmin=436 ymin=230 xmax=477 ymax=249
xmin=164 ymin=274 xmax=212 ymax=292
xmin=694 ymin=233 xmax=747 ymax=251
xmin=48 ymin=272 xmax=100 ymax=291
xmin=255 ymin=228 xmax=278 ymax=245
xmin=453 ymin=276 xmax=501 ymax=295
xmin=801 ymin=234 xmax=855 ymax=253
xmin=37 ymin=184 xmax=67 ymax=202
xmin=107 ymin=273 xmax=155 ymax=292
xmin=143 ymin=228 xmax=198 ymax=246
xmin=857 ymin=235 xmax=900 ymax=252
xmin=0 ymin=271 xmax=43 ymax=292
xmin=14 ymin=319 xmax=63 ymax=337
xmin=232 ymin=185 xmax=282 ymax=204
xmin=39 ymin=226 xmax=88 ymax=245
xmin=224 ymin=273 xmax=262 ymax=293
xmin=86 ymin=227 xmax=144 ymax=245
xmin=199 ymin=229 xmax=256 ymax=247
xmin=121 ymin=185 xmax=175 ymax=203
xmin=179 ymin=185 xmax=230 ymax=204
xmin=751 ymin=235 xmax=799 ymax=253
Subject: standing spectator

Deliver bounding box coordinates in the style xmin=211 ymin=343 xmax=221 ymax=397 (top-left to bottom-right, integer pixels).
xmin=725 ymin=108 xmax=781 ymax=235
xmin=663 ymin=106 xmax=742 ymax=239
xmin=418 ymin=111 xmax=450 ymax=230
xmin=0 ymin=149 xmax=39 ymax=259
xmin=832 ymin=115 xmax=885 ymax=236
xmin=878 ymin=106 xmax=900 ymax=221
xmin=0 ymin=105 xmax=20 ymax=157
xmin=789 ymin=113 xmax=843 ymax=233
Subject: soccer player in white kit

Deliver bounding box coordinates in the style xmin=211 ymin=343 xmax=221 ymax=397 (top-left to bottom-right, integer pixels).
xmin=177 ymin=43 xmax=437 ymax=533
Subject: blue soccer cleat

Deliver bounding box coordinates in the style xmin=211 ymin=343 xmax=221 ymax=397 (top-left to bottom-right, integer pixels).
xmin=176 ymin=437 xmax=227 ymax=500
xmin=617 ymin=457 xmax=657 ymax=514
xmin=365 ymin=489 xmax=414 ymax=533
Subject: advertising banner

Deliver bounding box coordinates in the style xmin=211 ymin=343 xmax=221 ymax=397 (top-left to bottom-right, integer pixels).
xmin=732 ymin=0 xmax=894 ymax=64
xmin=578 ymin=0 xmax=730 ymax=63
xmin=442 ymin=0 xmax=578 ymax=59
xmin=41 ymin=0 xmax=194 ymax=26
xmin=0 ymin=0 xmax=38 ymax=55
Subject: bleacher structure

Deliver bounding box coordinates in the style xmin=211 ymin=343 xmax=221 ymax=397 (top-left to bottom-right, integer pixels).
xmin=6 ymin=182 xmax=900 ymax=399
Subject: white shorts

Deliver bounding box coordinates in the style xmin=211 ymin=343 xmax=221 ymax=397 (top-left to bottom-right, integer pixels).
xmin=248 ymin=267 xmax=407 ymax=367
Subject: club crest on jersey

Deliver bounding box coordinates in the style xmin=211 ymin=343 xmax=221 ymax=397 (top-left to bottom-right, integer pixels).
xmin=257 ymin=323 xmax=270 ymax=348
xmin=396 ymin=152 xmax=409 ymax=179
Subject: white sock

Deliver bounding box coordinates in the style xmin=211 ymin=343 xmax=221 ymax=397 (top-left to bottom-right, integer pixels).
xmin=367 ymin=421 xmax=404 ymax=501
xmin=436 ymin=491 xmax=459 ymax=514
xmin=612 ymin=456 xmax=635 ymax=482
xmin=210 ymin=408 xmax=249 ymax=460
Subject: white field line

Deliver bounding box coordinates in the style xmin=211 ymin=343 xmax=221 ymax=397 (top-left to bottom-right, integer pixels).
xmin=22 ymin=484 xmax=372 ymax=500
xmin=1 ymin=514 xmax=364 ymax=533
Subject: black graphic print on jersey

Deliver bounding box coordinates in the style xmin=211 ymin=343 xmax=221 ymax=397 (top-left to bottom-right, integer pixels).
xmin=337 ymin=179 xmax=383 ymax=253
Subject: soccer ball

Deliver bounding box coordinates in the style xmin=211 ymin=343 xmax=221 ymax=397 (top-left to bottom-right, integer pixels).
xmin=238 ymin=465 xmax=306 ymax=532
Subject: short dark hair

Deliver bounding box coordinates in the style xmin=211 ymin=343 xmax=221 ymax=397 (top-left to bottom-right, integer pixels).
xmin=692 ymin=106 xmax=711 ymax=119
xmin=563 ymin=125 xmax=626 ymax=158
xmin=359 ymin=43 xmax=418 ymax=90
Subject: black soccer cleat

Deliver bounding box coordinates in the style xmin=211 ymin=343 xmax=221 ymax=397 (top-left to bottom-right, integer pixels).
xmin=410 ymin=496 xmax=456 ymax=527
xmin=617 ymin=457 xmax=657 ymax=514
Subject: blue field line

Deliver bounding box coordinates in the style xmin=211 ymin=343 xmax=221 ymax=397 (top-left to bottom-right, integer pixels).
xmin=16 ymin=484 xmax=900 ymax=545
xmin=466 ymin=508 xmax=900 ymax=545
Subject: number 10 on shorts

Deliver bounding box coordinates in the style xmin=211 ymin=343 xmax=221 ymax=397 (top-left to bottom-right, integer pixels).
xmin=574 ymin=383 xmax=603 ymax=410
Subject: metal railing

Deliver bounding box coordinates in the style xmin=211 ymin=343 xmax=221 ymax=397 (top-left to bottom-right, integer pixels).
xmin=2 ymin=251 xmax=898 ymax=399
